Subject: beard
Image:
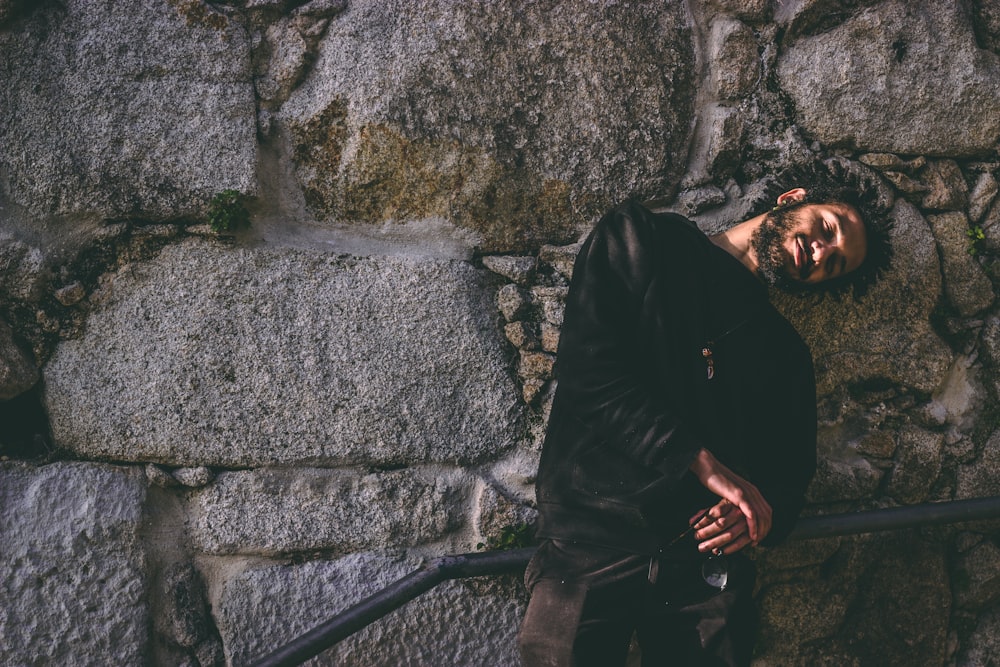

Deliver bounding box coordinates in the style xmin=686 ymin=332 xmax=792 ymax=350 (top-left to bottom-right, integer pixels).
xmin=750 ymin=206 xmax=803 ymax=290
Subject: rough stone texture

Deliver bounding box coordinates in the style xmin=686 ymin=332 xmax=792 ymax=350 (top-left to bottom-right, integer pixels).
xmin=709 ymin=17 xmax=760 ymax=100
xmin=777 ymin=1 xmax=1000 ymax=156
xmin=0 ymin=462 xmax=148 ymax=666
xmin=497 ymin=283 xmax=532 ymax=322
xmin=886 ymin=426 xmax=943 ymax=504
xmin=43 ymin=239 xmax=522 ymax=467
xmin=756 ymin=533 xmax=950 ymax=667
xmin=806 ymin=454 xmax=883 ymax=503
xmin=970 ymin=172 xmax=999 ymax=224
xmin=0 ymin=0 xmax=256 ymax=219
xmin=957 ymin=429 xmax=1000 ymax=499
xmin=473 ymin=480 xmax=537 ymax=547
xmin=959 ymin=606 xmax=1000 ymax=667
xmin=774 ymin=200 xmax=952 ymax=395
xmin=482 ymin=255 xmax=537 ymax=286
xmin=162 ymin=563 xmax=211 ymax=649
xmin=191 ymin=467 xmax=470 ymax=555
xmin=277 ymin=0 xmax=696 ymax=251
xmin=920 ymin=159 xmax=970 ymax=211
xmin=928 ymin=354 xmax=985 ymax=432
xmin=172 ymin=466 xmax=215 ymax=488
xmin=954 ymin=539 xmax=1000 ymax=611
xmin=217 ymin=553 xmax=525 ymax=666
xmin=0 ymin=318 xmax=38 ymax=400
xmin=927 ymin=212 xmax=995 ymax=316
xmin=0 ymin=231 xmax=48 ymax=305
xmin=704 ymin=104 xmax=746 ymax=178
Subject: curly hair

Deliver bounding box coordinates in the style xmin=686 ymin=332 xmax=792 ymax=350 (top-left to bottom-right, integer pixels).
xmin=749 ymin=159 xmax=895 ymax=299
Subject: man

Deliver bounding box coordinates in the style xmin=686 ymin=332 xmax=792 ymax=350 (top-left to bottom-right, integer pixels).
xmin=518 ymin=160 xmax=893 ymax=667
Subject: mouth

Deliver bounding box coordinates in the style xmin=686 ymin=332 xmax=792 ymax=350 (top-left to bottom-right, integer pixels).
xmin=794 ymin=235 xmax=811 ymax=278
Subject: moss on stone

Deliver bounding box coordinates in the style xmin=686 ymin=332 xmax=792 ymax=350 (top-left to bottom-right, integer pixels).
xmin=288 ymin=111 xmax=584 ymax=252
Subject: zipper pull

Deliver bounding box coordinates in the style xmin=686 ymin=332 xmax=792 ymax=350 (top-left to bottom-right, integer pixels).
xmin=702 ymin=345 xmax=715 ymax=380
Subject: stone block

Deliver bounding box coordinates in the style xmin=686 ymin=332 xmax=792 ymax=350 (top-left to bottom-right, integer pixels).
xmin=0 ymin=0 xmax=256 ymax=219
xmin=190 ymin=467 xmax=470 ymax=555
xmin=927 ymin=212 xmax=995 ymax=316
xmin=216 ymin=553 xmax=525 ymax=666
xmin=777 ymin=1 xmax=1000 ymax=156
xmin=278 ymin=0 xmax=696 ymax=251
xmin=44 ymin=241 xmax=523 ymax=467
xmin=709 ymin=17 xmax=760 ymax=100
xmin=0 ymin=462 xmax=149 ymax=665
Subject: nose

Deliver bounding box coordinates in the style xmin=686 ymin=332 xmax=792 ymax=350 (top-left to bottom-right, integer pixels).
xmin=810 ymin=239 xmax=828 ymax=264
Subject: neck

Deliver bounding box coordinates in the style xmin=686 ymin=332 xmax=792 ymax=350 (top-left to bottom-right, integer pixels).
xmin=710 ymin=212 xmax=767 ymax=276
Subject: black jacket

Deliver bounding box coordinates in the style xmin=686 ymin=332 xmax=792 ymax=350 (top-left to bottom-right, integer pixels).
xmin=534 ymin=200 xmax=817 ymax=554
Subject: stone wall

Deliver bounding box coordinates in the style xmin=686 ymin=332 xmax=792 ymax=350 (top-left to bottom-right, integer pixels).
xmin=2 ymin=1 xmax=1000 ymax=665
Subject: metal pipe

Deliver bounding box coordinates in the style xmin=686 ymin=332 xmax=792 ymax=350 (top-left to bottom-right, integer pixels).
xmin=249 ymin=548 xmax=536 ymax=667
xmin=249 ymin=497 xmax=1000 ymax=667
xmin=789 ymin=495 xmax=1000 ymax=540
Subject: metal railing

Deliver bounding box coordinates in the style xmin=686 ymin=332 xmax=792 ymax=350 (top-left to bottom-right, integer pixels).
xmin=249 ymin=496 xmax=1000 ymax=667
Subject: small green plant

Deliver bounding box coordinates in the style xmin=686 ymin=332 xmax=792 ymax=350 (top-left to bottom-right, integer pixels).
xmin=207 ymin=189 xmax=250 ymax=233
xmin=477 ymin=522 xmax=535 ymax=551
xmin=967 ymin=225 xmax=986 ymax=256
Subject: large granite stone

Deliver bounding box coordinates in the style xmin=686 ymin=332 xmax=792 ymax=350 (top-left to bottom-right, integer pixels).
xmin=756 ymin=533 xmax=950 ymax=667
xmin=774 ymin=200 xmax=952 ymax=395
xmin=777 ymin=0 xmax=1000 ymax=156
xmin=926 ymin=212 xmax=995 ymax=316
xmin=0 ymin=0 xmax=256 ymax=220
xmin=277 ymin=0 xmax=696 ymax=251
xmin=43 ymin=239 xmax=522 ymax=467
xmin=0 ymin=462 xmax=149 ymax=666
xmin=191 ymin=467 xmax=471 ymax=555
xmin=217 ymin=552 xmax=525 ymax=666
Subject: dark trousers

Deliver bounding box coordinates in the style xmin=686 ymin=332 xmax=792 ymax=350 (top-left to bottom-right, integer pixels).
xmin=518 ymin=539 xmax=757 ymax=667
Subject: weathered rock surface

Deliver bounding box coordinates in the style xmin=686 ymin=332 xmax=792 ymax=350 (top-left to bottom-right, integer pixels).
xmin=886 ymin=426 xmax=943 ymax=504
xmin=775 ymin=200 xmax=951 ymax=395
xmin=927 ymin=212 xmax=995 ymax=316
xmin=0 ymin=318 xmax=37 ymax=400
xmin=44 ymin=239 xmax=522 ymax=467
xmin=777 ymin=1 xmax=1000 ymax=156
xmin=756 ymin=533 xmax=950 ymax=667
xmin=190 ymin=467 xmax=469 ymax=555
xmin=0 ymin=462 xmax=148 ymax=665
xmin=277 ymin=0 xmax=696 ymax=251
xmin=959 ymin=606 xmax=1000 ymax=667
xmin=217 ymin=553 xmax=525 ymax=666
xmin=0 ymin=0 xmax=256 ymax=219
xmin=957 ymin=429 xmax=1000 ymax=499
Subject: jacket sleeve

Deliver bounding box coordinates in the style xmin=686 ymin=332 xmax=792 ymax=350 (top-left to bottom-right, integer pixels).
xmin=750 ymin=342 xmax=818 ymax=546
xmin=553 ymin=200 xmax=707 ymax=484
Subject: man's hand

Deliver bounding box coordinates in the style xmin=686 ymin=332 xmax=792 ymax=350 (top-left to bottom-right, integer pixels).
xmin=688 ymin=448 xmax=772 ymax=545
xmin=690 ymin=499 xmax=753 ymax=555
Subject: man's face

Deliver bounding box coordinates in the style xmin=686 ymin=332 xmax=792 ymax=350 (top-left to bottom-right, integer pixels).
xmin=753 ymin=199 xmax=868 ymax=289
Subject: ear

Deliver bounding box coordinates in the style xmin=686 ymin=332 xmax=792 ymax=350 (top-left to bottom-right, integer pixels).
xmin=776 ymin=188 xmax=807 ymax=206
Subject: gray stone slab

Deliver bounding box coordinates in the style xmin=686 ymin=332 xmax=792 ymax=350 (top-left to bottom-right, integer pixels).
xmin=44 ymin=239 xmax=523 ymax=467
xmin=217 ymin=552 xmax=525 ymax=666
xmin=0 ymin=0 xmax=256 ymax=219
xmin=190 ymin=467 xmax=470 ymax=555
xmin=777 ymin=0 xmax=1000 ymax=157
xmin=277 ymin=0 xmax=696 ymax=251
xmin=0 ymin=462 xmax=149 ymax=666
